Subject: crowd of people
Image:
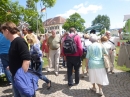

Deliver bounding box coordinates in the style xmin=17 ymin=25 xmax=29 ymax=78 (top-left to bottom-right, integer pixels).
xmin=0 ymin=21 xmax=122 ymax=97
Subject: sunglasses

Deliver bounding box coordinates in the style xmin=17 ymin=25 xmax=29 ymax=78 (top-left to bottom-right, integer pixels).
xmin=27 ymin=38 xmax=30 ymax=41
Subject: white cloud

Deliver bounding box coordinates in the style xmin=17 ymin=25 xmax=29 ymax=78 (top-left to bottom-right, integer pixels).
xmin=56 ymin=3 xmax=102 ymax=18
xmin=110 ymin=22 xmax=125 ymax=29
xmin=73 ymin=3 xmax=84 ymax=9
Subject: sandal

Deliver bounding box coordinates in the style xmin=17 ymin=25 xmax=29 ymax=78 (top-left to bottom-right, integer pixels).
xmin=90 ymin=87 xmax=96 ymax=92
xmin=47 ymin=80 xmax=51 ymax=90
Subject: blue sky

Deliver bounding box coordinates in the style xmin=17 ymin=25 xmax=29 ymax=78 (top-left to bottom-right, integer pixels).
xmin=13 ymin=0 xmax=130 ymax=29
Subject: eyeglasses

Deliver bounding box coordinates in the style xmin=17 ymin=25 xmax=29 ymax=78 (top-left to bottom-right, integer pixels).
xmin=27 ymin=38 xmax=30 ymax=41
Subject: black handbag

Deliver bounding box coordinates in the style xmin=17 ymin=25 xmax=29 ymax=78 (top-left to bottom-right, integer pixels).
xmin=31 ymin=46 xmax=41 ymax=63
xmin=31 ymin=54 xmax=40 ymax=63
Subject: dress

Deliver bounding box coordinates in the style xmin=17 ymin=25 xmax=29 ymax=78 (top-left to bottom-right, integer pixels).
xmin=86 ymin=42 xmax=109 ymax=85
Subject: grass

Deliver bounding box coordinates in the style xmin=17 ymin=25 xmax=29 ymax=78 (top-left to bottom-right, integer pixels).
xmin=43 ymin=57 xmax=48 ymax=68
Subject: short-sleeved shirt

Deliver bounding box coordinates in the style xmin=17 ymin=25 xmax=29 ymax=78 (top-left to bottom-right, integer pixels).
xmin=47 ymin=35 xmax=60 ymax=50
xmin=0 ymin=33 xmax=10 ymax=54
xmin=9 ymin=37 xmax=31 ymax=76
xmin=86 ymin=42 xmax=108 ymax=69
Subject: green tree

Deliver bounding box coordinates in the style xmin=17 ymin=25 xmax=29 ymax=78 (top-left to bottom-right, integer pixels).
xmin=0 ymin=0 xmax=24 ymax=25
xmin=23 ymin=0 xmax=56 ymax=33
xmin=92 ymin=15 xmax=110 ymax=30
xmin=34 ymin=0 xmax=56 ymax=7
xmin=62 ymin=13 xmax=85 ymax=32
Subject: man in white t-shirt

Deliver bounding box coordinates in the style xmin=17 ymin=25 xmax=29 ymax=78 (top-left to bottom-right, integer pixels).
xmin=105 ymin=31 xmax=122 ymax=74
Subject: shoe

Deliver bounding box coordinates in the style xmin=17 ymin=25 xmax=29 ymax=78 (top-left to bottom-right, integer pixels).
xmin=9 ymin=83 xmax=12 ymax=85
xmin=74 ymin=83 xmax=78 ymax=86
xmin=6 ymin=83 xmax=12 ymax=86
xmin=47 ymin=68 xmax=51 ymax=72
xmin=68 ymin=84 xmax=73 ymax=88
xmin=55 ymin=72 xmax=59 ymax=76
xmin=47 ymin=81 xmax=51 ymax=90
xmin=108 ymin=71 xmax=115 ymax=74
xmin=90 ymin=87 xmax=96 ymax=92
xmin=111 ymin=71 xmax=115 ymax=74
xmin=81 ymin=75 xmax=85 ymax=78
xmin=99 ymin=89 xmax=103 ymax=95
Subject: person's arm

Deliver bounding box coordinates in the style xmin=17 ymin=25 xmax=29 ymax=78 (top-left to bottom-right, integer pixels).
xmin=86 ymin=46 xmax=90 ymax=71
xmin=33 ymin=44 xmax=42 ymax=57
xmin=17 ymin=38 xmax=31 ymax=72
xmin=42 ymin=41 xmax=45 ymax=53
xmin=86 ymin=58 xmax=89 ymax=71
xmin=76 ymin=35 xmax=83 ymax=56
xmin=22 ymin=60 xmax=30 ymax=72
xmin=119 ymin=33 xmax=123 ymax=40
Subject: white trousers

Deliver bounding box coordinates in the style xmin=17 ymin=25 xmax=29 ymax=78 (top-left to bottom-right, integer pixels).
xmin=49 ymin=48 xmax=60 ymax=73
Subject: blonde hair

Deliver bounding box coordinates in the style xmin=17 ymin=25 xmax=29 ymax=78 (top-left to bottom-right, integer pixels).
xmin=101 ymin=36 xmax=108 ymax=42
xmin=84 ymin=34 xmax=89 ymax=39
xmin=26 ymin=34 xmax=37 ymax=45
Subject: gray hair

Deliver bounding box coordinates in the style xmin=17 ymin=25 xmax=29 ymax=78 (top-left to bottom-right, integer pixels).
xmin=89 ymin=34 xmax=98 ymax=43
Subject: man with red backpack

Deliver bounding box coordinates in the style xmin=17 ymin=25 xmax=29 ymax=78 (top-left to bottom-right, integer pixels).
xmin=62 ymin=27 xmax=83 ymax=87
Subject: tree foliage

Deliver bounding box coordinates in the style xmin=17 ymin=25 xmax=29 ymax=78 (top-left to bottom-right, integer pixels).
xmin=0 ymin=0 xmax=56 ymax=34
xmin=0 ymin=0 xmax=24 ymax=25
xmin=92 ymin=15 xmax=110 ymax=30
xmin=62 ymin=13 xmax=85 ymax=32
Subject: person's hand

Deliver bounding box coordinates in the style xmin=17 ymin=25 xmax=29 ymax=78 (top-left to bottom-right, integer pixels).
xmin=86 ymin=65 xmax=88 ymax=71
xmin=109 ymin=49 xmax=112 ymax=54
xmin=64 ymin=56 xmax=66 ymax=61
xmin=6 ymin=66 xmax=9 ymax=70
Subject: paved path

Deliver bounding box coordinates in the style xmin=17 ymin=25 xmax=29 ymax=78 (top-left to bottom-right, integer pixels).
xmin=0 ymin=67 xmax=130 ymax=97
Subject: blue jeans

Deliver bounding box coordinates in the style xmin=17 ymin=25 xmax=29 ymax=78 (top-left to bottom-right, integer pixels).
xmin=66 ymin=56 xmax=81 ymax=86
xmin=12 ymin=76 xmax=30 ymax=97
xmin=62 ymin=57 xmax=65 ymax=67
xmin=31 ymin=60 xmax=50 ymax=84
xmin=0 ymin=54 xmax=12 ymax=83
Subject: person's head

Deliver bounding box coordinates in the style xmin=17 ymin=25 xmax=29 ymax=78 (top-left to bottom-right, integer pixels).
xmin=105 ymin=31 xmax=111 ymax=39
xmin=26 ymin=34 xmax=37 ymax=45
xmin=90 ymin=29 xmax=96 ymax=34
xmin=51 ymin=30 xmax=56 ymax=37
xmin=45 ymin=33 xmax=49 ymax=39
xmin=69 ymin=27 xmax=76 ymax=33
xmin=101 ymin=36 xmax=108 ymax=42
xmin=84 ymin=34 xmax=90 ymax=39
xmin=89 ymin=34 xmax=98 ymax=43
xmin=118 ymin=29 xmax=122 ymax=34
xmin=28 ymin=29 xmax=33 ymax=34
xmin=1 ymin=22 xmax=19 ymax=39
xmin=22 ymin=27 xmax=28 ymax=35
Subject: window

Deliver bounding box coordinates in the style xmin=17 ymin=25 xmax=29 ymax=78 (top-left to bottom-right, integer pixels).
xmin=55 ymin=26 xmax=57 ymax=29
xmin=57 ymin=26 xmax=59 ymax=29
xmin=56 ymin=31 xmax=59 ymax=34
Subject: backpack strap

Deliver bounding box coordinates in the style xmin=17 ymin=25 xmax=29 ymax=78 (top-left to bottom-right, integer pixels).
xmin=109 ymin=40 xmax=115 ymax=45
xmin=72 ymin=34 xmax=77 ymax=40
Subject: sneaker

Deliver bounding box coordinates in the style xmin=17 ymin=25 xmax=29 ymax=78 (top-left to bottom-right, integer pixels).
xmin=55 ymin=72 xmax=59 ymax=76
xmin=47 ymin=68 xmax=51 ymax=72
xmin=99 ymin=89 xmax=104 ymax=95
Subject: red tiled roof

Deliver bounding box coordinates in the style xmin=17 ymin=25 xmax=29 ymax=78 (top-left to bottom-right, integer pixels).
xmin=43 ymin=16 xmax=66 ymax=26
